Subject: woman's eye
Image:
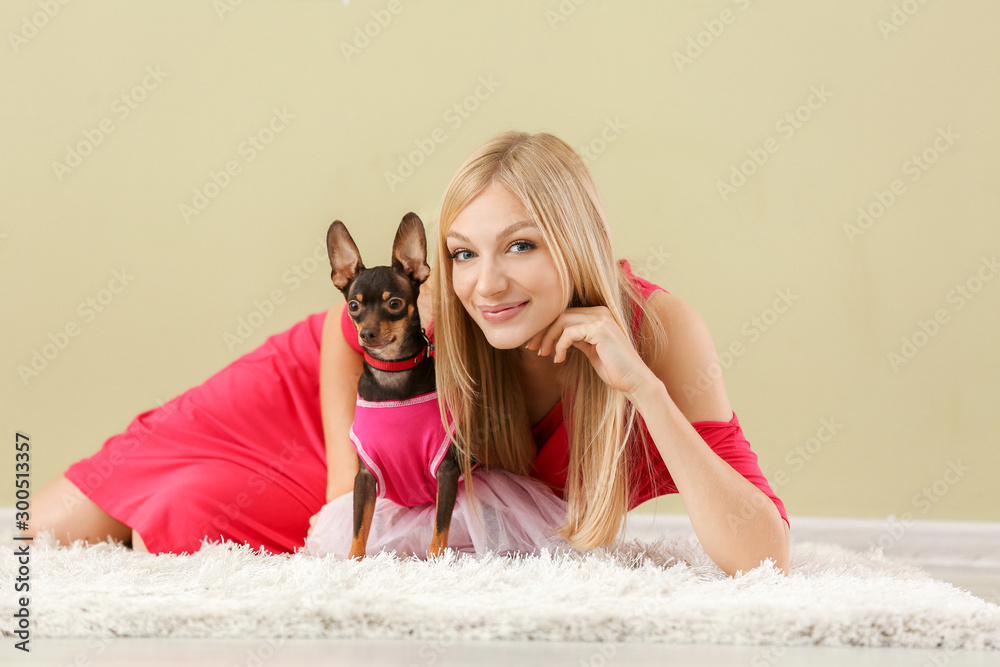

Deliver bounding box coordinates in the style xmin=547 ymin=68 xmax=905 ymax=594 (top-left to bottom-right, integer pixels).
xmin=449 ymin=241 xmax=534 ymax=262
xmin=389 ymin=298 xmax=403 ymax=309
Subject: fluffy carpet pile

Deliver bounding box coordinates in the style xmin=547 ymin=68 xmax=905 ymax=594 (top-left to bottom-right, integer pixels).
xmin=2 ymin=531 xmax=998 ymax=649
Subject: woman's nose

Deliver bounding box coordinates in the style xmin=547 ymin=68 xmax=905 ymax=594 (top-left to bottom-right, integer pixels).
xmin=475 ymin=256 xmax=508 ymax=297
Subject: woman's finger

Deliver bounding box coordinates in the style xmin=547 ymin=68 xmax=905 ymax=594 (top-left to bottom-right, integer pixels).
xmin=536 ymin=309 xmax=593 ymax=356
xmin=552 ymin=323 xmax=593 ymax=363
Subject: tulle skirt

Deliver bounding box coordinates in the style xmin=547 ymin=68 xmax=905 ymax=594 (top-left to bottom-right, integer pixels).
xmin=303 ymin=468 xmax=569 ymax=559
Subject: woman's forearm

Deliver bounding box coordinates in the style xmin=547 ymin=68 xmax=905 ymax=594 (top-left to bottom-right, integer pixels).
xmin=628 ymin=374 xmax=790 ymax=576
xmin=319 ymin=304 xmax=364 ymax=501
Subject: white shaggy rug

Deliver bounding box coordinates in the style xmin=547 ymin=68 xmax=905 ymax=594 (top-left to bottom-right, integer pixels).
xmin=2 ymin=529 xmax=998 ymax=650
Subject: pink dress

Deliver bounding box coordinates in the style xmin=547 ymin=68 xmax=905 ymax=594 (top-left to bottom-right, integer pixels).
xmin=64 ymin=260 xmax=787 ymax=556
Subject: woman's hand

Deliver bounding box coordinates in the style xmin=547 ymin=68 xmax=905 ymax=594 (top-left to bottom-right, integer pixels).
xmin=307 ymin=509 xmax=321 ymax=537
xmin=524 ymin=306 xmax=655 ymax=399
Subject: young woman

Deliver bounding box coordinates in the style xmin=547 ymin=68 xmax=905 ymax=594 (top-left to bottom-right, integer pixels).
xmin=429 ymin=131 xmax=789 ymax=575
xmin=27 ymin=130 xmax=788 ymax=576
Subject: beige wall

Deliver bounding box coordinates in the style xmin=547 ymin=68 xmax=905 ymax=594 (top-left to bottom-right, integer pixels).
xmin=3 ymin=1 xmax=998 ymax=524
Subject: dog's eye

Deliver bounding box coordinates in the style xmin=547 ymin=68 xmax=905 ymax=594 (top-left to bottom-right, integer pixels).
xmin=348 ymin=301 xmax=360 ymax=313
xmin=388 ymin=298 xmax=403 ymax=310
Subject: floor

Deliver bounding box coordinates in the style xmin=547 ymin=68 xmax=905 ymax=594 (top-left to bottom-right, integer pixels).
xmin=6 ymin=513 xmax=999 ymax=666
xmin=8 ymin=633 xmax=1000 ymax=666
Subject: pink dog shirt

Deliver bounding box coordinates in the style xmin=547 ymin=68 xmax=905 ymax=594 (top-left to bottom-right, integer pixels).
xmin=349 ymin=391 xmax=457 ymax=507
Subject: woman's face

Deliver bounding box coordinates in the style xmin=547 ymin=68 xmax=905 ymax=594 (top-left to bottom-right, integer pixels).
xmin=446 ymin=183 xmax=566 ymax=350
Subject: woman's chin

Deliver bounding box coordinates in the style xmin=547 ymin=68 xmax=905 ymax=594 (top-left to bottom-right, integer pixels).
xmin=481 ymin=331 xmax=528 ymax=350
xmin=473 ymin=322 xmax=534 ymax=350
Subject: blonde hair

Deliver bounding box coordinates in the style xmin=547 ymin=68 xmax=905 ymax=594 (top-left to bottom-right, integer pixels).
xmin=432 ymin=130 xmax=666 ymax=548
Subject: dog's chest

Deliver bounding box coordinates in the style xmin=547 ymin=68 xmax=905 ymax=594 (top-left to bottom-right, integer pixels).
xmin=360 ymin=368 xmax=411 ymax=397
xmin=357 ymin=359 xmax=436 ymax=402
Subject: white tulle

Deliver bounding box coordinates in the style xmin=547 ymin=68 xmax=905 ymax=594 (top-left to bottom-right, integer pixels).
xmin=304 ymin=468 xmax=569 ymax=559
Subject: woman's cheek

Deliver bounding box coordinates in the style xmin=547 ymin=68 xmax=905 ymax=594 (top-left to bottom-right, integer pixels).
xmin=451 ymin=270 xmax=474 ymax=306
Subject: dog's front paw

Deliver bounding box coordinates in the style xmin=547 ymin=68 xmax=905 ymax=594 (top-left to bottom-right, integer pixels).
xmin=428 ymin=536 xmax=448 ymax=559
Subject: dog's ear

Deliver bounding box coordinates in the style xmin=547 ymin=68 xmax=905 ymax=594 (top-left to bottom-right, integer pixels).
xmin=327 ymin=221 xmax=364 ymax=292
xmin=391 ymin=212 xmax=431 ymax=285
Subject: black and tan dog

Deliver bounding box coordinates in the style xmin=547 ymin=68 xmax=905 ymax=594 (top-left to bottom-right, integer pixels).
xmin=326 ymin=213 xmax=460 ymax=559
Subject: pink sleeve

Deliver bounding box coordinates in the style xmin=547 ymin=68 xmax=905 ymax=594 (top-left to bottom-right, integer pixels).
xmin=628 ymin=412 xmax=789 ymax=528
xmin=620 ymin=259 xmax=668 ymax=299
xmin=692 ymin=413 xmax=789 ymax=528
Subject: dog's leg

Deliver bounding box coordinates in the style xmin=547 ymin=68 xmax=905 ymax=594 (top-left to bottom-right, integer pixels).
xmin=349 ymin=457 xmax=377 ymax=560
xmin=429 ymin=444 xmax=460 ymax=558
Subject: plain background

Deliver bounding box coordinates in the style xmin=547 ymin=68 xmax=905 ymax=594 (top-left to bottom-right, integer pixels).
xmin=3 ymin=1 xmax=998 ymax=523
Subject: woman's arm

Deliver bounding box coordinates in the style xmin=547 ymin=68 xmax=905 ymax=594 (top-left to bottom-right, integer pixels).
xmin=528 ymin=290 xmax=790 ymax=575
xmin=318 ymin=303 xmax=364 ymax=504
xmin=631 ymin=291 xmax=790 ymax=576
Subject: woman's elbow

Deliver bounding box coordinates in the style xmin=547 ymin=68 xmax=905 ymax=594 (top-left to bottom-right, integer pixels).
xmin=720 ymin=513 xmax=790 ymax=577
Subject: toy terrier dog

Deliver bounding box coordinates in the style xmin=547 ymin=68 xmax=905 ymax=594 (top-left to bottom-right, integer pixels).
xmin=326 ymin=213 xmax=460 ymax=559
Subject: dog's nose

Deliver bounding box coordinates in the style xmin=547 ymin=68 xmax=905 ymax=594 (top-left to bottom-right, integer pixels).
xmin=360 ymin=328 xmax=380 ymax=345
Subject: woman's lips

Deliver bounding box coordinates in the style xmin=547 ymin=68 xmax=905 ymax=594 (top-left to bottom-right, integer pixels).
xmin=479 ymin=301 xmax=528 ymax=323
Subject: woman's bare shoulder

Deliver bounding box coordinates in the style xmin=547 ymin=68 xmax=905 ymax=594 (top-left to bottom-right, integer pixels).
xmin=640 ymin=290 xmax=734 ymax=424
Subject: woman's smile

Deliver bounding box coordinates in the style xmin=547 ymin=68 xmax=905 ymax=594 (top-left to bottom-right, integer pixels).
xmin=478 ymin=300 xmax=529 ymax=322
